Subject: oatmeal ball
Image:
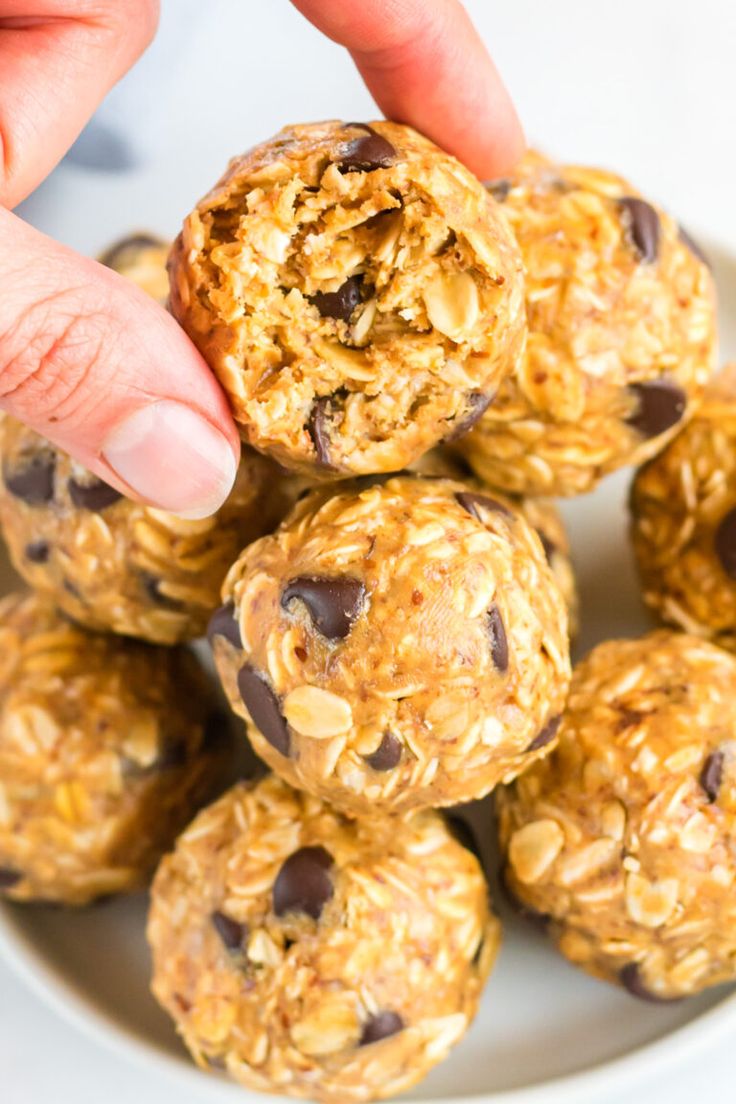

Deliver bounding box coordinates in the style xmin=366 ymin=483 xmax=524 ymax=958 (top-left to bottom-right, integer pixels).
xmin=98 ymin=232 xmax=170 ymax=302
xmin=148 ymin=775 xmax=498 ymax=1103
xmin=0 ymin=592 xmax=227 ymax=906
xmin=168 ymin=120 xmax=525 ymax=477
xmin=631 ymin=365 xmax=736 ymax=651
xmin=498 ymin=631 xmax=736 ymax=1000
xmin=455 ymin=150 xmax=716 ymax=496
xmin=0 ymin=416 xmax=287 ymax=644
xmin=209 ymin=475 xmax=570 ymax=815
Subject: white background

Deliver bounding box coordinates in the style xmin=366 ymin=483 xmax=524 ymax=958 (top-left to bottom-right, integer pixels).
xmin=3 ymin=1 xmax=736 ymax=1102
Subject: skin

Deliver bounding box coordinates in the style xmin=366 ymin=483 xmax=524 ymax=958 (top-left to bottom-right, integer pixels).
xmin=0 ymin=0 xmax=523 ymax=518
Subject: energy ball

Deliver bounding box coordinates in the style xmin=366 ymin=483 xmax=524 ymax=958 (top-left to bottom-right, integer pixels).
xmin=0 ymin=592 xmax=227 ymax=906
xmin=98 ymin=232 xmax=170 ymax=302
xmin=148 ymin=775 xmax=498 ymax=1103
xmin=631 ymin=365 xmax=736 ymax=650
xmin=498 ymin=631 xmax=736 ymax=1000
xmin=209 ymin=475 xmax=570 ymax=815
xmin=168 ymin=120 xmax=526 ymax=477
xmin=0 ymin=416 xmax=287 ymax=644
xmin=455 ymin=150 xmax=716 ymax=496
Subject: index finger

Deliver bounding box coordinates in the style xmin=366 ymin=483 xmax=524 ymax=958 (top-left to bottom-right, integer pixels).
xmin=291 ymin=0 xmax=525 ymax=179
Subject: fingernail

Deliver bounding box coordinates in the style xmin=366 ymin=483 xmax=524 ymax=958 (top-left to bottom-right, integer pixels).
xmin=102 ymin=401 xmax=237 ymax=519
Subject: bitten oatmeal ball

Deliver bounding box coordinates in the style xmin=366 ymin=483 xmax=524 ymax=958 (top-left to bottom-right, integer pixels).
xmin=631 ymin=365 xmax=736 ymax=651
xmin=98 ymin=232 xmax=170 ymax=302
xmin=0 ymin=416 xmax=287 ymax=644
xmin=168 ymin=120 xmax=525 ymax=477
xmin=209 ymin=475 xmax=570 ymax=815
xmin=148 ymin=775 xmax=498 ymax=1103
xmin=455 ymin=150 xmax=716 ymax=496
xmin=498 ymin=631 xmax=736 ymax=1000
xmin=0 ymin=592 xmax=227 ymax=906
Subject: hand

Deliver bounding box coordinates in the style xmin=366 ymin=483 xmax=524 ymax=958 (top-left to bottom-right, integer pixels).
xmin=0 ymin=0 xmax=522 ymax=518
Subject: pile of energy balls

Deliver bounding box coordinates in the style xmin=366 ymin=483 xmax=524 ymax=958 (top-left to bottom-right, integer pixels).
xmin=0 ymin=118 xmax=729 ymax=1102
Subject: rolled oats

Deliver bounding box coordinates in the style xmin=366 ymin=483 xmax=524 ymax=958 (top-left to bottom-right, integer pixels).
xmin=456 ymin=150 xmax=716 ymax=496
xmin=498 ymin=631 xmax=736 ymax=999
xmin=168 ymin=120 xmax=525 ymax=477
xmin=210 ymin=474 xmax=570 ymax=815
xmin=0 ymin=592 xmax=227 ymax=906
xmin=148 ymin=775 xmax=498 ymax=1102
xmin=631 ymin=364 xmax=736 ymax=651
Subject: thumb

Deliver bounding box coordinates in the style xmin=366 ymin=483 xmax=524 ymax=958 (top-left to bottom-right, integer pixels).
xmin=0 ymin=208 xmax=239 ymax=519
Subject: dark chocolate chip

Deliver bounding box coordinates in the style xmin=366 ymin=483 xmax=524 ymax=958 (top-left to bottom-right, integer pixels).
xmin=699 ymin=750 xmax=724 ymax=803
xmin=364 ymin=731 xmax=402 ymax=771
xmin=211 ymin=910 xmax=247 ymax=951
xmin=714 ymin=508 xmax=736 ymax=580
xmin=281 ymin=576 xmax=365 ymax=640
xmin=618 ymin=196 xmax=661 ymax=263
xmin=68 ymin=476 xmax=122 ymax=511
xmin=273 ymin=845 xmax=334 ymax=920
xmin=445 ymin=814 xmax=481 ymax=859
xmin=626 ymin=380 xmax=686 ymax=439
xmin=455 ymin=491 xmax=512 ymax=521
xmin=0 ymin=867 xmax=22 ymax=890
xmin=98 ymin=233 xmax=165 ymax=269
xmin=237 ymin=665 xmax=290 ymax=756
xmin=527 ymin=715 xmax=561 ymax=753
xmin=307 ymin=396 xmax=335 ymax=468
xmin=678 ymin=225 xmax=711 ymax=269
xmin=486 ymin=179 xmax=511 ymax=202
xmin=337 ymin=124 xmax=397 ymax=173
xmin=499 ymin=864 xmax=550 ymax=931
xmin=25 ymin=539 xmax=50 ymax=564
xmin=487 ymin=605 xmax=509 ymax=672
xmin=207 ymin=601 xmax=243 ymax=650
xmin=3 ymin=452 xmax=55 ymax=505
xmin=359 ymin=1011 xmax=404 ymax=1046
xmin=536 ymin=529 xmax=556 ymax=563
xmin=444 ymin=392 xmax=494 ymax=441
xmin=619 ymin=962 xmax=679 ymax=1003
xmin=311 ymin=277 xmax=363 ymax=322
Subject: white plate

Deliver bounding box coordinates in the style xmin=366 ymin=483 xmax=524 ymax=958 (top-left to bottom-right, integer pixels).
xmin=0 ymin=240 xmax=734 ymax=1104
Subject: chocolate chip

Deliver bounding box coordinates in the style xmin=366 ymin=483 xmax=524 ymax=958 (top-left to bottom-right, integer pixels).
xmin=307 ymin=396 xmax=335 ymax=468
xmin=487 ymin=605 xmax=508 ymax=672
xmin=98 ymin=233 xmax=165 ymax=269
xmin=68 ymin=477 xmax=122 ymax=511
xmin=486 ymin=179 xmax=511 ymax=202
xmin=445 ymin=814 xmax=481 ymax=859
xmin=359 ymin=1011 xmax=404 ymax=1046
xmin=455 ymin=491 xmax=512 ymax=521
xmin=364 ymin=731 xmax=402 ymax=771
xmin=536 ymin=530 xmax=556 ymax=563
xmin=618 ymin=196 xmax=661 ymax=263
xmin=337 ymin=124 xmax=397 ymax=173
xmin=281 ymin=576 xmax=365 ymax=640
xmin=499 ymin=864 xmax=549 ymax=931
xmin=211 ymin=910 xmax=247 ymax=951
xmin=619 ymin=963 xmax=678 ymax=1003
xmin=0 ymin=867 xmax=21 ymax=890
xmin=527 ymin=715 xmax=561 ymax=753
xmin=626 ymin=380 xmax=686 ymax=438
xmin=25 ymin=539 xmax=50 ymax=564
xmin=273 ymin=845 xmax=334 ymax=920
xmin=444 ymin=391 xmax=494 ymax=441
xmin=311 ymin=277 xmax=363 ymax=322
xmin=4 ymin=452 xmax=55 ymax=505
xmin=699 ymin=750 xmax=724 ymax=803
xmin=237 ymin=665 xmax=290 ymax=756
xmin=714 ymin=508 xmax=736 ymax=579
xmin=678 ymin=225 xmax=711 ymax=268
xmin=207 ymin=601 xmax=243 ymax=650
